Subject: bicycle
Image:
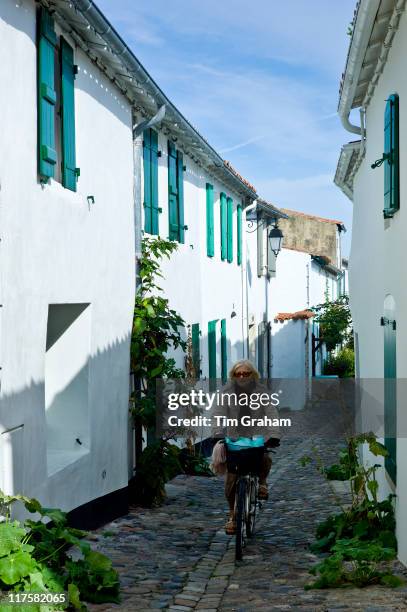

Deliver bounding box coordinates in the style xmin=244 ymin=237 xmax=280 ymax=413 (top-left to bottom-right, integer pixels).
xmin=224 ymin=436 xmax=274 ymax=561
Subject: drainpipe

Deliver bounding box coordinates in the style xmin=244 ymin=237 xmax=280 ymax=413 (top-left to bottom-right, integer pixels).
xmin=338 ymin=0 xmax=381 ymax=135
xmin=244 ymin=202 xmax=257 ymax=358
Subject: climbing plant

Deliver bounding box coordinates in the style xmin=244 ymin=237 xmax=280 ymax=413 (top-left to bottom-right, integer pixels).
xmin=130 ymin=237 xmax=194 ymax=506
xmin=130 ymin=237 xmax=187 ymax=430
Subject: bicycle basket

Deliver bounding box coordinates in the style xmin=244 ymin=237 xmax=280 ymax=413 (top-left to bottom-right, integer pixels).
xmin=225 ymin=445 xmax=265 ymax=475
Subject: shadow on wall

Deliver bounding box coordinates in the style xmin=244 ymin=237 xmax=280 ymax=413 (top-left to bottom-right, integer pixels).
xmin=0 ymin=333 xmax=132 ymax=520
xmin=271 ymin=319 xmax=308 ymax=410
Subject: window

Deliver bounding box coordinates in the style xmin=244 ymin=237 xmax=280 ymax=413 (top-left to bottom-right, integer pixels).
xmin=227 ymin=197 xmax=233 ymax=263
xmin=143 ymin=128 xmax=159 ymax=234
xmin=206 ymin=183 xmax=214 ymax=257
xmin=168 ymin=141 xmax=185 ymax=242
xmin=383 ymin=94 xmax=399 ymax=218
xmin=237 ymin=204 xmax=242 ymax=265
xmin=45 ymin=304 xmax=91 ymax=475
xmin=37 ymin=7 xmax=79 ymax=191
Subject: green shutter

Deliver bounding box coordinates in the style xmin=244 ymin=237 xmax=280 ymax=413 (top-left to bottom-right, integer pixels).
xmin=168 ymin=141 xmax=179 ymax=240
xmin=191 ymin=323 xmax=200 ymax=378
xmin=143 ymin=129 xmax=152 ymax=233
xmin=220 ymin=193 xmax=227 ymax=260
xmin=177 ymin=150 xmax=185 ymax=243
xmin=384 ymin=94 xmax=399 ymax=218
xmin=384 ymin=316 xmax=397 ymax=484
xmin=208 ymin=320 xmax=217 ymax=387
xmin=237 ymin=204 xmax=242 ymax=265
xmin=221 ymin=319 xmax=227 ymax=383
xmin=37 ymin=7 xmax=57 ymax=180
xmin=227 ymin=197 xmax=233 ymax=263
xmin=206 ymin=183 xmax=214 ymax=257
xmin=144 ymin=129 xmax=159 ymax=235
xmin=60 ymin=37 xmax=78 ymax=191
xmin=151 ymin=130 xmax=159 ymax=235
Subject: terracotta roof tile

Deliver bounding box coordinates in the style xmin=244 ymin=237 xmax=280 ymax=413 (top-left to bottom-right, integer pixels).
xmin=224 ymin=160 xmax=256 ymax=193
xmin=274 ymin=309 xmax=315 ymax=322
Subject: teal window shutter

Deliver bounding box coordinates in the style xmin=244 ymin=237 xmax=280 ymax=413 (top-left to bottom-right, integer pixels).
xmin=37 ymin=7 xmax=57 ymax=181
xmin=60 ymin=37 xmax=78 ymax=191
xmin=208 ymin=320 xmax=217 ymax=387
xmin=168 ymin=141 xmax=179 ymax=240
xmin=383 ymin=94 xmax=399 ymax=218
xmin=191 ymin=323 xmax=200 ymax=377
xmin=206 ymin=183 xmax=214 ymax=257
xmin=143 ymin=129 xmax=159 ymax=234
xmin=237 ymin=204 xmax=242 ymax=265
xmin=227 ymin=197 xmax=233 ymax=263
xmin=221 ymin=319 xmax=227 ymax=383
xmin=143 ymin=129 xmax=152 ymax=233
xmin=220 ymin=193 xmax=227 ymax=260
xmin=151 ymin=129 xmax=159 ymax=234
xmin=177 ymin=150 xmax=185 ymax=243
xmin=384 ymin=315 xmax=397 ymax=484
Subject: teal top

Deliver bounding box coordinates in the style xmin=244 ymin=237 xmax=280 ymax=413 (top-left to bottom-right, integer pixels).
xmin=225 ymin=436 xmax=264 ymax=450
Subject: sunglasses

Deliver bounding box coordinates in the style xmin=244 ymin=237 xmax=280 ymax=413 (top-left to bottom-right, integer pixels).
xmin=234 ymin=371 xmax=252 ymax=378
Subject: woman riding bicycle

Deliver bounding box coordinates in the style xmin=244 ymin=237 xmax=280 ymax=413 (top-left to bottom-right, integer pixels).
xmin=211 ymin=360 xmax=281 ymax=535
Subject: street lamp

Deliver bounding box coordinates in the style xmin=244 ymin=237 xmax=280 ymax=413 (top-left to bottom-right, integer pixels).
xmin=269 ymin=224 xmax=284 ymax=257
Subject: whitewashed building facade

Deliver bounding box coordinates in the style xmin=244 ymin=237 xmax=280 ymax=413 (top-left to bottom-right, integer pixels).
xmin=270 ymin=211 xmax=346 ymax=384
xmin=0 ymin=0 xmax=137 ymax=525
xmin=335 ymin=0 xmax=407 ymax=566
xmin=141 ymin=136 xmax=257 ymax=385
xmin=0 ymin=0 xmax=259 ymax=520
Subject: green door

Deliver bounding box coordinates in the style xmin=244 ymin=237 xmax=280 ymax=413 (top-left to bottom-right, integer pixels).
xmin=383 ymin=310 xmax=397 ymax=484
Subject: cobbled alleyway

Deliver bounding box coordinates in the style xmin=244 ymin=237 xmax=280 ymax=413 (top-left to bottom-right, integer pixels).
xmin=87 ymin=438 xmax=407 ymax=611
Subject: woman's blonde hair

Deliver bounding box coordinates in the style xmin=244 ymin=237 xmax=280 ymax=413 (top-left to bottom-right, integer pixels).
xmin=229 ymin=360 xmax=260 ymax=381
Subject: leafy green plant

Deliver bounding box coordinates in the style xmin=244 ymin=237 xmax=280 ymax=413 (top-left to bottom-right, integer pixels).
xmin=312 ymin=295 xmax=352 ymax=352
xmin=130 ymin=237 xmax=186 ymax=430
xmin=323 ymin=347 xmax=355 ymax=378
xmin=324 ymin=438 xmax=358 ymax=481
xmin=303 ymin=434 xmax=403 ymax=589
xmin=0 ymin=490 xmax=120 ymax=610
xmin=134 ymin=438 xmax=183 ymax=507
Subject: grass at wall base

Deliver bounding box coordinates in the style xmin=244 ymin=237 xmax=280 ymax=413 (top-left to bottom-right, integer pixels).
xmin=301 ymin=433 xmax=404 ymax=589
xmin=0 ymin=490 xmax=120 ymax=611
xmin=129 ymin=238 xmax=211 ymax=508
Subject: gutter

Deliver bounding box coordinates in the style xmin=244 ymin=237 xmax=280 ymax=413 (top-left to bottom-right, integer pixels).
xmin=66 ymin=0 xmax=257 ymax=199
xmin=338 ymin=0 xmax=381 ymax=135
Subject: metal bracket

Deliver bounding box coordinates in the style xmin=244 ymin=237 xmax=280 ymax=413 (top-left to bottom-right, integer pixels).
xmin=371 ymin=152 xmax=390 ymax=169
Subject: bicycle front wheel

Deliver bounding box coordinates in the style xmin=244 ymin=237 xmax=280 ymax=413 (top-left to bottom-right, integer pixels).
xmin=235 ymin=478 xmax=247 ymax=561
xmin=246 ymin=477 xmax=258 ymax=537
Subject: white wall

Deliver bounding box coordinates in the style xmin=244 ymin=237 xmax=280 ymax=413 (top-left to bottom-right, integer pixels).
xmin=0 ymin=0 xmax=135 ymax=514
xmin=141 ymin=128 xmax=247 ymax=380
xmin=345 ymin=8 xmax=407 ymax=565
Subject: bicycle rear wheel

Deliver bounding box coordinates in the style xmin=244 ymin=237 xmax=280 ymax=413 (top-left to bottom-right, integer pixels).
xmin=235 ymin=478 xmax=247 ymax=561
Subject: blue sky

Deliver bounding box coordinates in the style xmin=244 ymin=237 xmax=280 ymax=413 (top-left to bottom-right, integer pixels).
xmin=98 ymin=0 xmax=356 ymax=255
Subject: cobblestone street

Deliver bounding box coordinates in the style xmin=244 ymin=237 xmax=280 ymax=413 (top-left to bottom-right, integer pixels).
xmin=87 ymin=438 xmax=407 ymax=611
